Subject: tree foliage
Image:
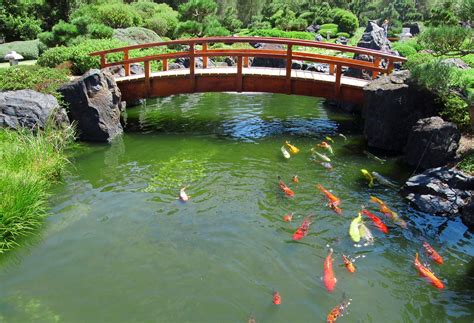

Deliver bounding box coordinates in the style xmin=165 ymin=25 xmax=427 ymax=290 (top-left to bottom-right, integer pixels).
xmin=418 ymin=26 xmax=474 ymax=57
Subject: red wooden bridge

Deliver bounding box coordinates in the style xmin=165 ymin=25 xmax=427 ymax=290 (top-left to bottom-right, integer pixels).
xmin=90 ymin=37 xmax=405 ymax=104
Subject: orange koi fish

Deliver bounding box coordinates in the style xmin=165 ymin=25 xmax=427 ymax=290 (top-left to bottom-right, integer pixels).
xmin=292 ymin=215 xmax=314 ymax=240
xmin=278 ymin=176 xmax=295 ymax=197
xmin=414 ymin=253 xmax=444 ymax=289
xmin=342 ymin=255 xmax=356 ymax=273
xmin=361 ymin=209 xmax=388 ymax=234
xmin=272 ymin=290 xmax=281 ymax=305
xmin=370 ymin=196 xmax=407 ymax=228
xmin=317 ymin=184 xmax=342 ymax=214
xmin=283 ymin=212 xmax=293 ymax=222
xmin=324 ymin=248 xmax=337 ymax=292
xmin=327 ymin=293 xmax=351 ymax=323
xmin=292 ymin=175 xmax=299 ymax=183
xmin=423 ymin=242 xmax=443 ymax=265
xmin=317 ymin=141 xmax=334 ymax=155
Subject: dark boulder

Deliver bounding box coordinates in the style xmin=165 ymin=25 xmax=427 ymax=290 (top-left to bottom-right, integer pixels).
xmin=306 ymin=24 xmax=320 ymax=33
xmin=0 ymin=89 xmax=69 ymax=130
xmin=174 ymin=57 xmax=215 ymax=69
xmin=315 ymin=34 xmax=324 ymax=41
xmin=169 ymin=62 xmax=185 ymax=70
xmin=224 ymin=57 xmax=235 ymax=67
xmin=362 ymin=70 xmax=441 ymax=151
xmin=461 ymin=200 xmax=474 ymax=229
xmin=292 ymin=60 xmax=303 ymax=69
xmin=251 ymin=43 xmax=286 ymax=68
xmin=102 ymin=63 xmax=144 ymax=78
xmin=400 ymin=167 xmax=473 ymax=217
xmin=59 ymin=69 xmax=123 ymax=142
xmin=403 ymin=22 xmax=420 ymax=36
xmin=335 ymin=36 xmax=348 ymax=45
xmin=405 ymin=117 xmax=460 ymax=169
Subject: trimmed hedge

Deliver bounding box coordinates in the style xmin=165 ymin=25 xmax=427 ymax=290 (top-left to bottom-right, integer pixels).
xmin=331 ymin=9 xmax=359 ymax=35
xmin=391 ymin=41 xmax=417 ymax=57
xmin=239 ymin=28 xmax=314 ymax=40
xmin=319 ymin=23 xmax=339 ymax=38
xmin=0 ymin=40 xmax=41 ymax=62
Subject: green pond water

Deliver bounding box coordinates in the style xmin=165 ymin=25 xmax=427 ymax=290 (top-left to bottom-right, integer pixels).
xmin=1 ymin=93 xmax=473 ymax=322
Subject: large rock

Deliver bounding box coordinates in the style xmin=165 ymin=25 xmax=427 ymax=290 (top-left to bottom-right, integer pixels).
xmin=251 ymin=43 xmax=286 ymax=68
xmin=0 ymin=89 xmax=69 ymax=130
xmin=400 ymin=167 xmax=474 ymax=218
xmin=59 ymin=69 xmax=123 ymax=142
xmin=113 ymin=27 xmax=162 ymax=45
xmin=362 ymin=70 xmax=441 ymax=151
xmin=405 ymin=117 xmax=460 ymax=169
xmin=102 ymin=63 xmax=144 ymax=78
xmin=461 ymin=200 xmax=474 ymax=229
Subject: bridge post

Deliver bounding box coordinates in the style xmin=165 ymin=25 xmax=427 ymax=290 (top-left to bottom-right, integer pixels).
xmin=124 ymin=49 xmax=130 ymax=76
xmin=202 ymin=43 xmax=208 ymax=69
xmin=372 ymin=56 xmax=381 ymax=79
xmin=100 ymin=54 xmax=106 ymax=69
xmin=286 ymin=44 xmax=293 ymax=94
xmin=189 ymin=43 xmax=195 ymax=91
xmin=335 ymin=65 xmax=342 ymax=98
xmin=329 ymin=64 xmax=335 ymax=75
xmin=144 ymin=60 xmax=151 ymax=96
xmin=244 ymin=56 xmax=249 ymax=68
xmin=162 ymin=59 xmax=168 ymax=71
xmin=237 ymin=56 xmax=243 ymax=92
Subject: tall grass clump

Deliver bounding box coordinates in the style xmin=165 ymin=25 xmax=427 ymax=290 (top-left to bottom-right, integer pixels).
xmin=0 ymin=125 xmax=74 ymax=253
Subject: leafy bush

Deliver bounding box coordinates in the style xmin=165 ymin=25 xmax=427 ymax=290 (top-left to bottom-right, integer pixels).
xmin=87 ymin=24 xmax=114 ymax=39
xmin=38 ymin=39 xmax=127 ymax=75
xmin=0 ymin=66 xmax=69 ymax=101
xmin=38 ymin=20 xmax=79 ymax=47
xmin=0 ymin=15 xmax=42 ymax=41
xmin=462 ymin=54 xmax=474 ymax=68
xmin=458 ymin=153 xmax=474 ymax=174
xmin=391 ymin=41 xmax=417 ymax=57
xmin=440 ymin=94 xmax=470 ymax=129
xmin=336 ymin=32 xmax=351 ymax=38
xmin=113 ymin=27 xmax=163 ymax=45
xmin=97 ymin=3 xmax=142 ymax=28
xmin=0 ymin=40 xmax=41 ymax=62
xmin=132 ymin=1 xmax=179 ymax=37
xmin=331 ymin=9 xmax=359 ymax=35
xmin=410 ymin=59 xmax=458 ymax=95
xmin=176 ymin=21 xmax=204 ymax=37
xmin=319 ymin=23 xmax=339 ymax=37
xmin=239 ymin=29 xmax=314 ymax=40
xmin=404 ymin=53 xmax=435 ymax=70
xmin=71 ymin=16 xmax=98 ymax=35
xmin=418 ymin=26 xmax=473 ymax=57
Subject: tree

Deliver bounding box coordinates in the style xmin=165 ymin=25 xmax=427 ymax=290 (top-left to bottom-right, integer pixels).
xmin=219 ymin=7 xmax=243 ymax=32
xmin=429 ymin=0 xmax=459 ymax=26
xmin=178 ymin=0 xmax=218 ymax=23
xmin=418 ymin=26 xmax=474 ymax=57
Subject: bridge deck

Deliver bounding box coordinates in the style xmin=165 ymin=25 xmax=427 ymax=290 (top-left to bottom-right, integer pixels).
xmin=115 ymin=67 xmax=369 ymax=89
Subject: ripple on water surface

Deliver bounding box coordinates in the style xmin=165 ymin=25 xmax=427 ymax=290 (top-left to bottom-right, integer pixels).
xmin=0 ymin=93 xmax=473 ymax=322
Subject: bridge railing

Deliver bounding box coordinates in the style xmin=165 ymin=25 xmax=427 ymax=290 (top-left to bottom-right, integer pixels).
xmin=90 ymin=36 xmax=406 ymax=96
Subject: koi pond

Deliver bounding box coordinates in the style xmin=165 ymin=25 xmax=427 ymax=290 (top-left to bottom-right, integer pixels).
xmin=0 ymin=93 xmax=473 ymax=322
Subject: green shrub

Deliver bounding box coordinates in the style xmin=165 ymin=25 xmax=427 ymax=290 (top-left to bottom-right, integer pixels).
xmin=38 ymin=39 xmax=127 ymax=75
xmin=336 ymin=32 xmax=351 ymax=38
xmin=331 ymin=9 xmax=359 ymax=35
xmin=440 ymin=94 xmax=470 ymax=130
xmin=97 ymin=3 xmax=142 ymax=28
xmin=132 ymin=1 xmax=178 ymax=37
xmin=113 ymin=27 xmax=163 ymax=45
xmin=38 ymin=20 xmax=79 ymax=47
xmin=0 ymin=66 xmax=69 ymax=101
xmin=404 ymin=52 xmax=435 ymax=70
xmin=410 ymin=59 xmax=457 ymax=95
xmin=71 ymin=16 xmax=98 ymax=35
xmin=87 ymin=24 xmax=114 ymax=39
xmin=418 ymin=26 xmax=473 ymax=57
xmin=462 ymin=54 xmax=474 ymax=68
xmin=176 ymin=21 xmax=204 ymax=37
xmin=458 ymin=153 xmax=474 ymax=174
xmin=0 ymin=15 xmax=43 ymax=41
xmin=319 ymin=23 xmax=339 ymax=38
xmin=239 ymin=29 xmax=314 ymax=40
xmin=0 ymin=40 xmax=41 ymax=62
xmin=391 ymin=41 xmax=417 ymax=57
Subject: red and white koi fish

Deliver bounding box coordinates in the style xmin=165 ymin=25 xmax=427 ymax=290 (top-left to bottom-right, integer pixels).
xmin=283 ymin=212 xmax=293 ymax=222
xmin=278 ymin=176 xmax=295 ymax=197
xmin=317 ymin=184 xmax=342 ymax=214
xmin=179 ymin=186 xmax=189 ymax=201
xmin=272 ymin=290 xmax=281 ymax=305
xmin=342 ymin=255 xmax=356 ymax=273
xmin=292 ymin=215 xmax=314 ymax=240
xmin=423 ymin=242 xmax=443 ymax=265
xmin=292 ymin=175 xmax=299 ymax=183
xmin=317 ymin=141 xmax=334 ymax=155
xmin=324 ymin=248 xmax=337 ymax=292
xmin=327 ymin=293 xmax=351 ymax=323
xmin=414 ymin=253 xmax=444 ymax=289
xmin=370 ymin=196 xmax=407 ymax=228
xmin=361 ymin=209 xmax=388 ymax=234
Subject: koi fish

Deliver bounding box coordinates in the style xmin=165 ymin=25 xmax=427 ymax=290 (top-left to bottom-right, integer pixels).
xmin=423 ymin=242 xmax=443 ymax=265
xmin=371 ymin=171 xmax=398 ymax=189
xmin=292 ymin=175 xmax=299 ymax=183
xmin=370 ymin=196 xmax=407 ymax=228
xmin=342 ymin=255 xmax=356 ymax=273
xmin=179 ymin=186 xmax=189 ymax=201
xmin=321 ymin=162 xmax=333 ymax=170
xmin=317 ymin=141 xmax=334 ymax=155
xmin=327 ymin=293 xmax=351 ymax=323
xmin=272 ymin=290 xmax=282 ymax=305
xmin=317 ymin=184 xmax=342 ymax=214
xmin=292 ymin=215 xmax=314 ymax=240
xmin=278 ymin=176 xmax=295 ymax=197
xmin=338 ymin=133 xmax=347 ymax=141
xmin=323 ymin=248 xmax=337 ymax=292
xmin=281 ymin=146 xmax=291 ymax=159
xmin=312 ymin=150 xmax=331 ymax=162
xmin=325 ymin=136 xmax=334 ymax=143
xmin=349 ymin=213 xmax=362 ymax=242
xmin=361 ymin=209 xmax=388 ymax=234
xmin=248 ymin=314 xmax=256 ymax=323
xmin=285 ymin=141 xmax=300 ymax=154
xmin=414 ymin=253 xmax=444 ymax=289
xmin=361 ymin=169 xmax=374 ymax=188
xmin=283 ymin=212 xmax=293 ymax=222
xmin=359 ymin=223 xmax=374 ymax=245
xmin=363 ymin=150 xmax=386 ymax=164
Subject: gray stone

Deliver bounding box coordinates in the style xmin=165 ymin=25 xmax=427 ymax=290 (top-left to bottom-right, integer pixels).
xmin=224 ymin=57 xmax=235 ymax=66
xmin=405 ymin=117 xmax=460 ymax=169
xmin=315 ymin=34 xmax=324 ymax=41
xmin=0 ymin=89 xmax=69 ymax=130
xmin=251 ymin=43 xmax=286 ymax=68
xmin=441 ymin=58 xmax=470 ymax=70
xmin=169 ymin=62 xmax=185 ymax=70
xmin=102 ymin=63 xmax=144 ymax=78
xmin=461 ymin=200 xmax=474 ymax=229
xmin=306 ymin=24 xmax=320 ymax=33
xmin=400 ymin=167 xmax=474 ymax=216
xmin=362 ymin=70 xmax=441 ymax=151
xmin=59 ymin=69 xmax=123 ymax=142
xmin=292 ymin=60 xmax=303 ymax=69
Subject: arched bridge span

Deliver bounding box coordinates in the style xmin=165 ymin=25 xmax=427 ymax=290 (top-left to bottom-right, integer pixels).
xmin=90 ymin=37 xmax=405 ymax=104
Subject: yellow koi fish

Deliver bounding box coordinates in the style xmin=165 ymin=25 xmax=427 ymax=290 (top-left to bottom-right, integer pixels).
xmin=285 ymin=141 xmax=300 ymax=154
xmin=361 ymin=169 xmax=374 ymax=188
xmin=349 ymin=213 xmax=362 ymax=242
